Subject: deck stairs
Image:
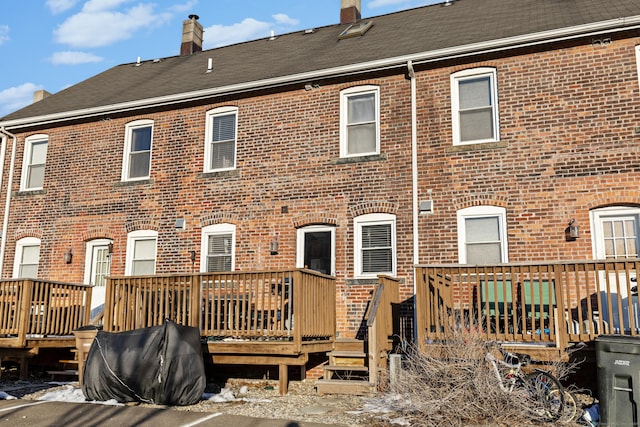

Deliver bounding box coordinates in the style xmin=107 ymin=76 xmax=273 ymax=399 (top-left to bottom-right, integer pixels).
xmin=47 ymin=349 xmax=79 ymax=380
xmin=315 ymin=338 xmax=376 ymax=395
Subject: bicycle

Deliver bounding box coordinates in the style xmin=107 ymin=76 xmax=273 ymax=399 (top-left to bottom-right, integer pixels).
xmin=485 ymin=347 xmax=565 ymax=422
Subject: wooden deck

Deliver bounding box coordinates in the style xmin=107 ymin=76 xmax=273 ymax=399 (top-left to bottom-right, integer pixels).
xmin=104 ymin=269 xmax=337 ymax=394
xmin=416 ymin=260 xmax=640 ymax=359
xmin=0 ymin=279 xmax=92 ymax=378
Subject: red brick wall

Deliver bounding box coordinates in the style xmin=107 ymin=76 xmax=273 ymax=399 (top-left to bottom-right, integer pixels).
xmin=3 ymin=33 xmax=640 ymax=338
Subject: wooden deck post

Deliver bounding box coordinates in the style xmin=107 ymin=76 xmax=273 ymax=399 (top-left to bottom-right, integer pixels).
xmin=278 ymin=364 xmax=288 ymax=395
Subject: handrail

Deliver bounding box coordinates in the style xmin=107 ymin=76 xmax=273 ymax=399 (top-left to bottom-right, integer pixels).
xmin=364 ymin=275 xmax=400 ymax=385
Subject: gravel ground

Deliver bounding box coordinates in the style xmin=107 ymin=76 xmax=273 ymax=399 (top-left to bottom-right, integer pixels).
xmin=0 ymin=368 xmax=391 ymax=427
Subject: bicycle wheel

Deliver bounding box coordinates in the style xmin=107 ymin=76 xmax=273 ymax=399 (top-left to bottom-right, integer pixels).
xmin=547 ymin=388 xmax=578 ymax=422
xmin=523 ymin=370 xmax=565 ymax=422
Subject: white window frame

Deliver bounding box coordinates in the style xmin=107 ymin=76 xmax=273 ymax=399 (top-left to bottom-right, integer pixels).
xmin=590 ymin=206 xmax=640 ymax=260
xmin=200 ymin=223 xmax=236 ymax=272
xmin=83 ymin=238 xmax=112 ymax=286
xmin=121 ymin=119 xmax=154 ymax=181
xmin=125 ymin=230 xmax=157 ymax=275
xmin=457 ymin=205 xmax=508 ymax=264
xmin=340 ymin=85 xmax=380 ymax=158
xmin=21 ymin=134 xmax=48 ymax=191
xmin=635 ymin=45 xmax=640 ymax=93
xmin=296 ymin=225 xmax=336 ymax=276
xmin=450 ymin=67 xmax=500 ymax=145
xmin=13 ymin=237 xmax=41 ymax=278
xmin=354 ymin=213 xmax=396 ymax=278
xmin=204 ymin=106 xmax=238 ymax=172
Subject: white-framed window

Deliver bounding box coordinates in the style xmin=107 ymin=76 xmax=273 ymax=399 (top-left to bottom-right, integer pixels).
xmin=340 ymin=85 xmax=380 ymax=157
xmin=122 ymin=119 xmax=153 ymax=181
xmin=591 ymin=206 xmax=640 ymax=260
xmin=457 ymin=205 xmax=508 ymax=264
xmin=201 ymin=223 xmax=235 ymax=272
xmin=204 ymin=107 xmax=237 ymax=172
xmin=13 ymin=237 xmax=41 ymax=278
xmin=451 ymin=68 xmax=499 ymax=145
xmin=21 ymin=134 xmax=48 ymax=190
xmin=125 ymin=230 xmax=157 ymax=275
xmin=354 ymin=213 xmax=396 ymax=278
xmin=296 ymin=225 xmax=336 ymax=276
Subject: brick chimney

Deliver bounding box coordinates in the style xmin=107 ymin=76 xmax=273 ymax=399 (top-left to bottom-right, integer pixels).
xmin=340 ymin=0 xmax=361 ymax=24
xmin=180 ymin=14 xmax=203 ymax=56
xmin=33 ymin=89 xmax=51 ymax=103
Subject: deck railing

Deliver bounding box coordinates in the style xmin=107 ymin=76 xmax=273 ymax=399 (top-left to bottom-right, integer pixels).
xmin=104 ymin=269 xmax=336 ymax=344
xmin=416 ymin=260 xmax=640 ymax=350
xmin=0 ymin=279 xmax=92 ymax=346
xmin=364 ymin=275 xmax=400 ymax=384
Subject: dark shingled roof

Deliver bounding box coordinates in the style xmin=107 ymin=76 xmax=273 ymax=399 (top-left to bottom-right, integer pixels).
xmin=3 ymin=0 xmax=640 ymax=125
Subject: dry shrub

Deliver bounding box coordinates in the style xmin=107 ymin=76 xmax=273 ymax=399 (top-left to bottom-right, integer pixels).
xmin=383 ymin=329 xmax=579 ymax=426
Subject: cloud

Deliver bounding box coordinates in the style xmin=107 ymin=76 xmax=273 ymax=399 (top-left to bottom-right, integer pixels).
xmin=46 ymin=0 xmax=81 ymax=14
xmin=203 ymin=12 xmax=301 ymax=49
xmin=0 ymin=83 xmax=43 ymax=117
xmin=54 ymin=2 xmax=171 ymax=48
xmin=49 ymin=51 xmax=103 ymax=65
xmin=272 ymin=13 xmax=299 ymax=26
xmin=0 ymin=25 xmax=8 ymax=45
xmin=203 ymin=18 xmax=271 ymax=49
xmin=168 ymin=0 xmax=199 ymax=14
xmin=82 ymin=0 xmax=135 ymax=13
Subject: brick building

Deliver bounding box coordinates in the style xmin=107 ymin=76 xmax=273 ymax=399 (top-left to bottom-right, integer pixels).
xmin=1 ymin=0 xmax=640 ymax=339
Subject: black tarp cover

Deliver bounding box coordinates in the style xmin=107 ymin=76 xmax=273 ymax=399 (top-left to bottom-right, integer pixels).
xmin=82 ymin=319 xmax=205 ymax=405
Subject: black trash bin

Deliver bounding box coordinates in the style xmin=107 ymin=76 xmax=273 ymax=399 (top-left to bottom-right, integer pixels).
xmin=596 ymin=335 xmax=640 ymax=426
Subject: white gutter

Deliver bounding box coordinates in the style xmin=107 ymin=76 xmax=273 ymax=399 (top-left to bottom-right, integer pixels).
xmin=0 ymin=128 xmax=17 ymax=277
xmin=2 ymin=16 xmax=640 ymax=130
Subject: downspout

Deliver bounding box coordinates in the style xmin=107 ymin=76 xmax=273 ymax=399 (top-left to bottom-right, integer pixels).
xmin=407 ymin=61 xmax=419 ymax=268
xmin=0 ymin=127 xmax=17 ymax=277
xmin=407 ymin=61 xmax=419 ymax=345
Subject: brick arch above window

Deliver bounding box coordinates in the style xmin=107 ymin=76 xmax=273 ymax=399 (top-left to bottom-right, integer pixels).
xmin=451 ymin=193 xmax=508 ymax=211
xmin=200 ymin=212 xmax=237 ymax=228
xmin=81 ymin=226 xmax=112 ymax=242
xmin=12 ymin=228 xmax=43 ymax=241
xmin=125 ymin=219 xmax=159 ymax=233
xmin=293 ymin=213 xmax=338 ymax=229
xmin=348 ymin=201 xmax=398 ymax=219
xmin=584 ymin=192 xmax=640 ymax=211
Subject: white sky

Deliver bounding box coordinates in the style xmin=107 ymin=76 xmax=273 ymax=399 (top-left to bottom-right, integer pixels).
xmin=0 ymin=0 xmax=440 ymax=117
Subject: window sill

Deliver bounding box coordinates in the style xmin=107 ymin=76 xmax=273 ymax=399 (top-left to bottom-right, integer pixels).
xmin=332 ymin=153 xmax=387 ymax=165
xmin=14 ymin=189 xmax=46 ymax=197
xmin=114 ymin=178 xmax=154 ymax=188
xmin=446 ymin=141 xmax=507 ymax=153
xmin=198 ymin=170 xmax=240 ymax=179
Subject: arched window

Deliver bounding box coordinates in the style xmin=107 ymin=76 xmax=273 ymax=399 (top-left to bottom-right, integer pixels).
xmin=457 ymin=205 xmax=508 ymax=264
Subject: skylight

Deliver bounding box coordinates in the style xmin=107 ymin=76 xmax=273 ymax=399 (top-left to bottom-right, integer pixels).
xmin=338 ymin=21 xmax=373 ymax=40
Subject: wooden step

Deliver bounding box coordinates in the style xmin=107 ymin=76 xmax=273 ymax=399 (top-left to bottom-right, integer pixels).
xmin=328 ymin=350 xmax=366 ymax=366
xmin=315 ymin=379 xmax=376 ymax=396
xmin=58 ymin=359 xmax=79 ymax=365
xmin=333 ymin=339 xmax=365 ymax=352
xmin=47 ymin=369 xmax=78 ymax=380
xmin=323 ymin=364 xmax=369 ymax=380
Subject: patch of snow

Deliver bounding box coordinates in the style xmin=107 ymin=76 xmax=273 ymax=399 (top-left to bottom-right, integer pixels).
xmin=36 ymin=385 xmax=123 ymax=406
xmin=0 ymin=391 xmax=17 ymax=400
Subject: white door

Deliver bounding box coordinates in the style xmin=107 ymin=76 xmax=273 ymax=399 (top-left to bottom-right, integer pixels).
xmin=84 ymin=239 xmax=112 ymax=315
